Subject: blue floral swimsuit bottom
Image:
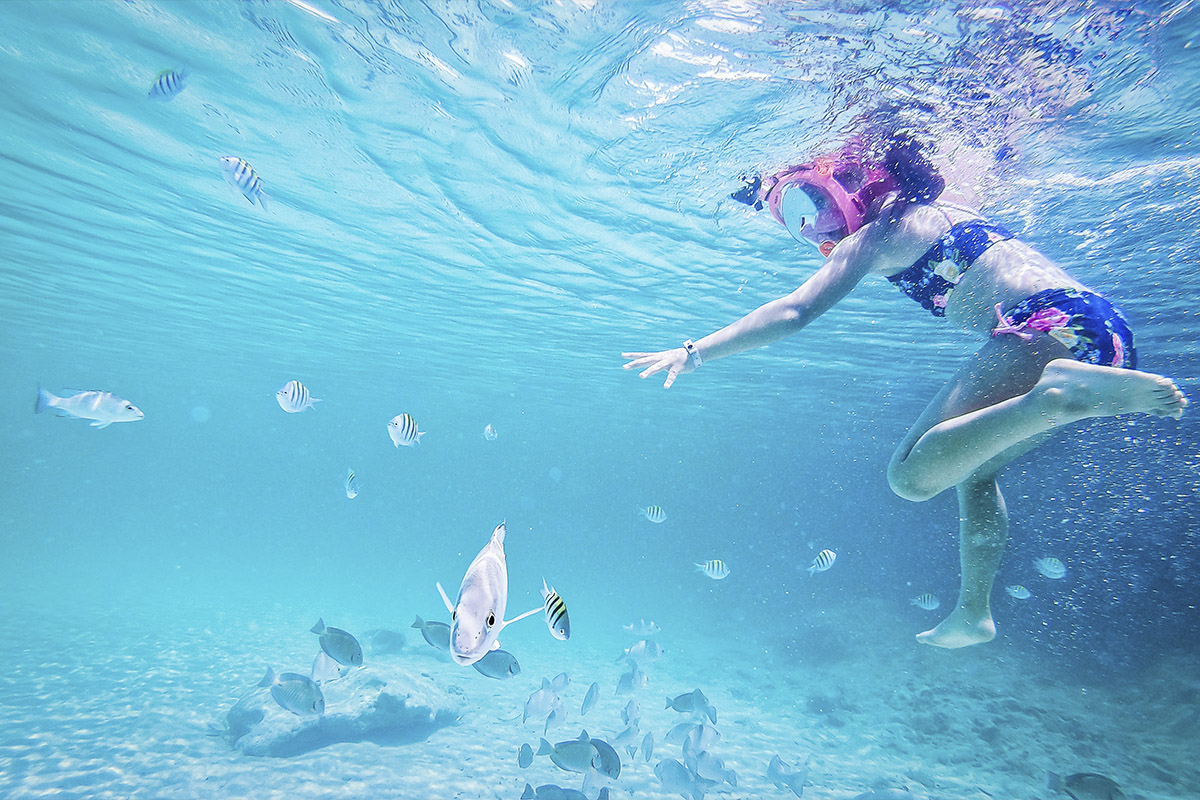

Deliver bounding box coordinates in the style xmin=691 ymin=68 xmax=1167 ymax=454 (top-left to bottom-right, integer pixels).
xmin=992 ymin=287 xmax=1137 ymax=370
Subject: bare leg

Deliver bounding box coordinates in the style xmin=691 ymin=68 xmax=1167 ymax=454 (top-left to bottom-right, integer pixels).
xmin=889 ymin=338 xmax=1187 ymax=503
xmin=916 ymin=476 xmax=1007 ymax=648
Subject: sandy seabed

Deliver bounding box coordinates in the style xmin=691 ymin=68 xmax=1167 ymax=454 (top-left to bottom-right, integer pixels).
xmin=0 ymin=600 xmax=1194 ymax=800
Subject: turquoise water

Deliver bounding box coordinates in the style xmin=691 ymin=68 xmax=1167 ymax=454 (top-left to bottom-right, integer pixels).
xmin=2 ymin=1 xmax=1199 ymax=798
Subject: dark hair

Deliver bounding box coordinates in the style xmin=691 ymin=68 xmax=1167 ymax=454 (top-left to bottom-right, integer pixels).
xmin=883 ymin=133 xmax=945 ymax=204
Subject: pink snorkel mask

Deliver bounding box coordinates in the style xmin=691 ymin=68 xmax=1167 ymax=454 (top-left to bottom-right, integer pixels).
xmin=758 ymin=157 xmax=899 ymax=257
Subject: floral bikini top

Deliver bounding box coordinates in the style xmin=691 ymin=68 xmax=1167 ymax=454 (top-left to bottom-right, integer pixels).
xmin=886 ymin=218 xmax=1014 ymax=317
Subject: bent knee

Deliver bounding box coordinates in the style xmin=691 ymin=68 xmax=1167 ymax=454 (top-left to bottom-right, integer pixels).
xmin=887 ymin=460 xmax=941 ymax=503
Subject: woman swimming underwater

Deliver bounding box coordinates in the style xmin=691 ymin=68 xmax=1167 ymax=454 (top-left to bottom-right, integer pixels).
xmin=622 ymin=132 xmax=1187 ymax=648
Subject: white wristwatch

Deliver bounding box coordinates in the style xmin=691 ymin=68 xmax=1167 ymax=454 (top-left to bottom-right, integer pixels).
xmin=683 ymin=339 xmax=703 ymax=368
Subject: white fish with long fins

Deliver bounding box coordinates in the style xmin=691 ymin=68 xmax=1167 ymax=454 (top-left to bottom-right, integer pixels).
xmin=344 ymin=467 xmax=360 ymax=499
xmin=436 ymin=521 xmax=541 ymax=666
xmin=35 ymin=387 xmax=144 ymax=428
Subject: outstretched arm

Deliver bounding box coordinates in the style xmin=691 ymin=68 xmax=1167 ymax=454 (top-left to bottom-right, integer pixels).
xmin=623 ymin=231 xmax=882 ymax=387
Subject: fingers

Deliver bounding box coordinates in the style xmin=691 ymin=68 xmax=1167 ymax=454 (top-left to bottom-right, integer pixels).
xmin=663 ymin=368 xmax=678 ymax=389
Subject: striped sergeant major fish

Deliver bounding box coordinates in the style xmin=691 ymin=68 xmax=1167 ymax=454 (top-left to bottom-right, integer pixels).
xmin=276 ymin=380 xmax=319 ymax=413
xmin=344 ymin=468 xmax=360 ymax=499
xmin=808 ymin=548 xmax=836 ymax=576
xmin=435 ymin=521 xmax=542 ymax=666
xmin=695 ymin=559 xmax=730 ymax=581
xmin=148 ymin=68 xmax=187 ymax=100
xmin=541 ymin=579 xmax=570 ymax=641
xmin=218 ymin=156 xmax=269 ymax=208
xmin=388 ymin=412 xmax=425 ymax=447
xmin=35 ymin=386 xmax=144 ymax=428
xmin=641 ymin=505 xmax=667 ymax=524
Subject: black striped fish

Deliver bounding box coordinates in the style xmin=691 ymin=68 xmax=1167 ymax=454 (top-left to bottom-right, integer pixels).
xmin=808 ymin=548 xmax=836 ymax=576
xmin=695 ymin=559 xmax=730 ymax=580
xmin=388 ymin=412 xmax=425 ymax=447
xmin=276 ymin=379 xmax=319 ymax=413
xmin=218 ymin=156 xmax=269 ymax=208
xmin=910 ymin=593 xmax=940 ymax=611
xmin=344 ymin=467 xmax=360 ymax=499
xmin=641 ymin=505 xmax=667 ymax=524
xmin=540 ymin=578 xmax=570 ymax=641
xmin=148 ymin=68 xmax=187 ymax=100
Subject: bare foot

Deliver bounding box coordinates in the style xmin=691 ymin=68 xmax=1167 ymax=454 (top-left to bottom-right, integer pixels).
xmin=916 ymin=605 xmax=996 ymax=649
xmin=1034 ymin=359 xmax=1188 ymax=425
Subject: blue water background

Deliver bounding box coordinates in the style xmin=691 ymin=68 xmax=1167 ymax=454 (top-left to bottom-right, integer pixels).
xmin=1 ymin=0 xmax=1198 ymax=678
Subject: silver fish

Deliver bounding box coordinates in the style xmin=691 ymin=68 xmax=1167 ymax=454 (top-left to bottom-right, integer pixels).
xmin=483 ymin=423 xmax=499 ymax=441
xmin=536 ymin=730 xmax=600 ymax=774
xmin=808 ymin=548 xmax=836 ymax=576
xmin=310 ymin=618 xmax=363 ymax=667
xmin=524 ymin=678 xmax=564 ymax=724
xmin=621 ymin=698 xmax=640 ymax=726
xmin=551 ymin=672 xmax=570 ymax=692
xmin=580 ymin=682 xmax=599 ymax=716
xmin=436 ymin=521 xmax=540 ymax=666
xmin=148 ymin=68 xmax=187 ymax=100
xmin=615 ymin=659 xmax=646 ymax=695
xmin=388 ymin=412 xmax=424 ymax=447
xmin=344 ymin=467 xmax=360 ymax=499
xmin=219 ymin=156 xmax=269 ymax=208
xmin=621 ymin=640 xmax=665 ymax=661
xmin=35 ymin=387 xmax=144 ymax=428
xmin=655 ymin=759 xmax=699 ymax=799
xmin=541 ymin=579 xmax=571 ymax=640
xmin=1006 ymin=584 xmax=1032 ymax=600
xmin=411 ymin=614 xmax=450 ymax=652
xmin=640 ymin=731 xmax=653 ymax=763
xmin=768 ymin=754 xmax=809 ymax=798
xmin=695 ymin=559 xmax=730 ymax=580
xmin=622 ymin=619 xmax=661 ymax=636
xmin=472 ymin=648 xmax=520 ymax=679
xmin=518 ymin=742 xmax=534 ymax=769
xmin=641 ymin=505 xmax=667 ymax=523
xmin=310 ymin=650 xmax=348 ymax=683
xmin=276 ymin=380 xmax=318 ymax=413
xmin=258 ymin=667 xmax=324 ymax=716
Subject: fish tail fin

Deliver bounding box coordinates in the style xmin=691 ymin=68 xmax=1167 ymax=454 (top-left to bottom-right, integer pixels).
xmin=310 ymin=618 xmax=325 ymax=635
xmin=598 ymin=789 xmax=609 ymax=800
xmin=257 ymin=190 xmax=270 ymax=211
xmin=1047 ymin=772 xmax=1063 ymax=792
xmin=35 ymin=386 xmax=54 ymax=414
xmin=311 ymin=397 xmax=322 ymax=407
xmin=807 ymin=565 xmax=817 ymax=577
xmin=415 ymin=430 xmax=425 ymax=445
xmin=257 ymin=667 xmax=275 ymax=687
xmin=411 ymin=615 xmax=424 ymax=630
xmin=666 ymin=696 xmax=673 ymax=709
xmin=521 ymin=785 xmax=535 ymax=800
xmin=536 ymin=738 xmax=552 ymax=756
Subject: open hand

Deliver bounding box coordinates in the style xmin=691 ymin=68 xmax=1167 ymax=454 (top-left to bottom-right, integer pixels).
xmin=621 ymin=347 xmax=692 ymax=388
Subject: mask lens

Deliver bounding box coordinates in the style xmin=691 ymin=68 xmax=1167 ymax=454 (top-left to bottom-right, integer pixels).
xmin=779 ymin=183 xmax=822 ymax=247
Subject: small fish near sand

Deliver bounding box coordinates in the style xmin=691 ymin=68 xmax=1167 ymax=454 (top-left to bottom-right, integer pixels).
xmin=620 ymin=639 xmax=665 ymax=661
xmin=809 ymin=548 xmax=837 ymax=575
xmin=258 ymin=667 xmax=325 ymax=716
xmin=521 ymin=784 xmax=609 ymax=800
xmin=767 ymin=754 xmax=809 ymax=799
xmin=344 ymin=468 xmax=360 ymax=499
xmin=35 ymin=387 xmax=144 ymax=428
xmin=310 ymin=618 xmax=363 ymax=667
xmin=536 ymin=730 xmax=601 ymax=774
xmin=641 ymin=505 xmax=667 ymax=524
xmin=1048 ymin=771 xmax=1127 ymax=800
xmin=218 ymin=156 xmax=269 ymax=208
xmin=436 ymin=521 xmax=541 ymax=666
xmin=276 ymin=380 xmax=319 ymax=413
xmin=411 ymin=615 xmax=451 ymax=652
xmin=472 ymin=648 xmax=520 ymax=679
xmin=483 ymin=423 xmax=499 ymax=441
xmin=541 ymin=579 xmax=570 ymax=641
xmin=148 ymin=68 xmax=187 ymax=100
xmin=310 ymin=650 xmax=348 ymax=683
xmin=695 ymin=559 xmax=730 ymax=580
xmin=580 ymin=682 xmax=599 ymax=716
xmin=622 ymin=619 xmax=661 ymax=636
xmin=388 ymin=412 xmax=425 ymax=447
xmin=911 ymin=593 xmax=940 ymax=611
xmin=615 ymin=659 xmax=646 ymax=695
xmin=524 ymin=678 xmax=564 ymax=724
xmin=1035 ymin=556 xmax=1068 ymax=579
xmin=1006 ymin=584 xmax=1032 ymax=600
